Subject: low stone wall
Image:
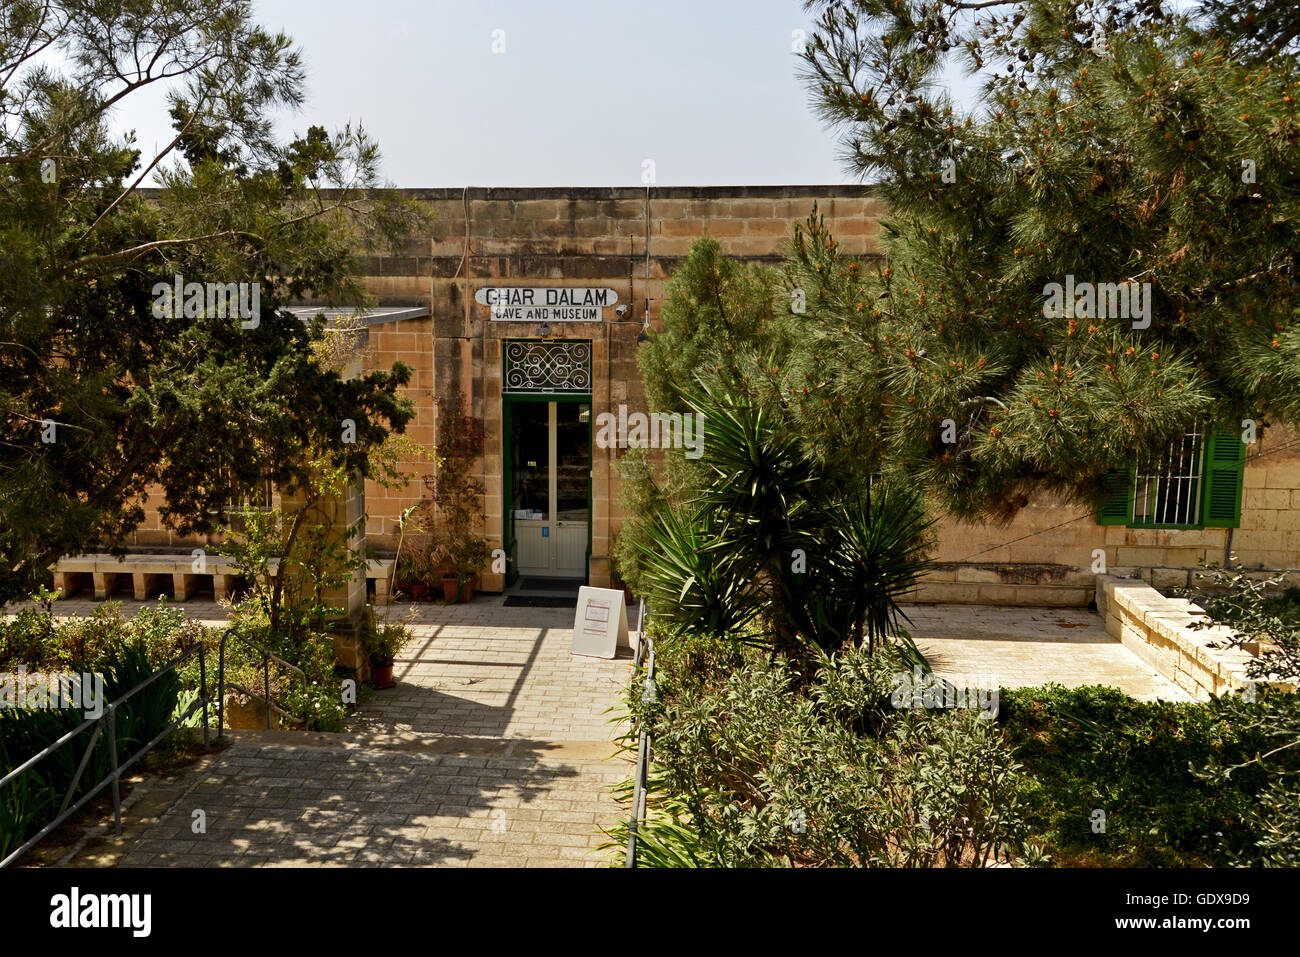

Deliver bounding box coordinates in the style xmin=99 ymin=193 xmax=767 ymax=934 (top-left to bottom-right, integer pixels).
xmin=908 ymin=563 xmax=1095 ymax=607
xmin=1094 ymin=574 xmax=1256 ymax=701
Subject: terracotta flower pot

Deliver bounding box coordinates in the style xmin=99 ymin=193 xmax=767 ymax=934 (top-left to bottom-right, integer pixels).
xmin=409 ymin=582 xmax=429 ymax=602
xmin=441 ymin=575 xmax=459 ymax=603
xmin=458 ymin=579 xmax=474 ymax=603
xmin=372 ymin=663 xmax=395 ymax=690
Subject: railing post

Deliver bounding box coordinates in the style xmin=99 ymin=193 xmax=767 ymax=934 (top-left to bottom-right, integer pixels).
xmin=217 ymin=632 xmax=227 ymax=739
xmin=263 ymin=653 xmax=271 ymax=730
xmin=199 ymin=641 xmax=210 ymax=749
xmin=625 ymin=600 xmax=652 ymax=868
xmin=108 ymin=706 xmax=121 ymax=836
xmin=58 ymin=723 xmax=102 ymax=817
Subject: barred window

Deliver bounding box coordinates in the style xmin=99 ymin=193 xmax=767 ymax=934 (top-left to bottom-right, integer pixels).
xmin=1097 ymin=426 xmax=1246 ymax=530
xmin=1132 ymin=429 xmax=1203 ymax=527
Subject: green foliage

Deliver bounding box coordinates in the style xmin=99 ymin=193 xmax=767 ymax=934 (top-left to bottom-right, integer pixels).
xmin=0 ymin=706 xmax=91 ymax=862
xmin=619 ymin=640 xmax=1037 ymax=867
xmin=791 ymin=1 xmax=1300 ymax=520
xmin=621 ymin=353 xmax=935 ymax=661
xmin=1178 ymin=564 xmax=1300 ymax=864
xmin=1183 ymin=563 xmax=1300 ymax=684
xmin=0 ymin=0 xmax=426 ymax=604
xmin=998 ymin=684 xmax=1297 ymax=866
xmin=358 ymin=605 xmax=413 ymax=668
xmin=626 ymin=501 xmax=766 ymax=643
xmin=102 ymin=639 xmax=182 ymax=754
xmin=637 ymin=238 xmax=787 ymax=412
xmin=0 ymin=597 xmax=208 ymax=680
xmin=0 ymin=633 xmax=182 ymax=862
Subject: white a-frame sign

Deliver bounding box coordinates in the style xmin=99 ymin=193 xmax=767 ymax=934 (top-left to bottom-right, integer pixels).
xmin=572 ymin=586 xmax=631 ymax=659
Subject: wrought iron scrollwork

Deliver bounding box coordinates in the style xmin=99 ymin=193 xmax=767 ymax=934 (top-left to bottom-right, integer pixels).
xmin=503 ymin=340 xmax=592 ymax=393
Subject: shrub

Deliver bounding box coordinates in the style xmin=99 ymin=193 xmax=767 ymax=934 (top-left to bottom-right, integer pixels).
xmin=0 ymin=635 xmax=183 ymax=863
xmin=620 ymin=641 xmax=1037 ymax=867
xmin=998 ymin=685 xmax=1294 ymax=866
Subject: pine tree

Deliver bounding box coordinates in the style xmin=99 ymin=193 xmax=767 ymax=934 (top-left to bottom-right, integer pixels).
xmin=786 ymin=0 xmax=1300 ymax=519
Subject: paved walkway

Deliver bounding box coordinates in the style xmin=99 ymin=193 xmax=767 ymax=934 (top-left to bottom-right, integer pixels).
xmin=79 ymin=601 xmax=633 ymax=867
xmin=904 ymin=604 xmax=1188 ymax=701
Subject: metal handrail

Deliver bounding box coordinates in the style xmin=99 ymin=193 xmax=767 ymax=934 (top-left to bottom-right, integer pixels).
xmin=626 ymin=598 xmax=655 ymax=868
xmin=0 ymin=641 xmax=210 ymax=868
xmin=216 ymin=628 xmax=307 ymax=734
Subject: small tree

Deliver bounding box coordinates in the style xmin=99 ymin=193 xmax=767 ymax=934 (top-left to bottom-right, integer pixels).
xmin=0 ymin=0 xmax=428 ymax=604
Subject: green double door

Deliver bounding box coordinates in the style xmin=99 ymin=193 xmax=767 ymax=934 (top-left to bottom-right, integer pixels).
xmin=504 ymin=397 xmax=591 ymax=584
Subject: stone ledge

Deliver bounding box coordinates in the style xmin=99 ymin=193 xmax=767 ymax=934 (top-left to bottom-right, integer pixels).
xmin=1095 ymin=575 xmax=1260 ymax=701
xmin=52 ymin=553 xmax=394 ymax=602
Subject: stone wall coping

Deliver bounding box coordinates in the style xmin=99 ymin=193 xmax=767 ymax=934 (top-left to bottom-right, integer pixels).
xmin=1095 ymin=574 xmax=1264 ymax=699
xmin=54 ymin=553 xmax=394 ymax=574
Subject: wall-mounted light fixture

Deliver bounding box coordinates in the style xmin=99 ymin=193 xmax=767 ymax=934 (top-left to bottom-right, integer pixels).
xmin=635 ymin=308 xmax=650 ymax=345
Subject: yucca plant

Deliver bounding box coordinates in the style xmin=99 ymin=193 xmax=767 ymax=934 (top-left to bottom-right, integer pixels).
xmin=688 ymin=379 xmax=818 ymax=558
xmin=785 ymin=479 xmax=937 ymax=656
xmin=630 ymin=502 xmax=766 ymax=644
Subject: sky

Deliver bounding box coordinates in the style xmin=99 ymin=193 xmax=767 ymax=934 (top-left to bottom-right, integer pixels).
xmin=106 ymin=0 xmax=863 ymax=188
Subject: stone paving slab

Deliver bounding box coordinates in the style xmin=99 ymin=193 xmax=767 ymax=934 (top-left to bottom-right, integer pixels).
xmin=350 ymin=604 xmax=633 ymax=741
xmin=116 ymin=735 xmax=629 ymax=868
xmin=48 ymin=598 xmax=635 ymax=868
xmin=902 ymin=604 xmax=1189 ymax=701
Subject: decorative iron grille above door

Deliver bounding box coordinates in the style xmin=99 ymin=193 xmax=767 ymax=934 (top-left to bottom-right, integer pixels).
xmin=503 ymin=340 xmax=592 ymax=394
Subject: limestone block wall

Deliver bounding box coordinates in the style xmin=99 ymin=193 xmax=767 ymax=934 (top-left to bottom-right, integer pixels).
xmin=102 ymin=185 xmax=1300 ymax=604
xmin=1095 ymin=574 xmax=1257 ymax=701
xmin=909 ymin=424 xmax=1300 ymax=607
xmin=350 ymin=186 xmax=884 ymax=592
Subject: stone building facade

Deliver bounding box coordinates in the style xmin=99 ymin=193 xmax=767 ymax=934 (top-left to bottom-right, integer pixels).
xmin=122 ymin=185 xmax=1300 ymax=605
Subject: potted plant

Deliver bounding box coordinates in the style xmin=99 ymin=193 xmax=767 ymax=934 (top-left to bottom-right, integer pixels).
xmin=395 ymin=552 xmax=426 ymax=601
xmin=363 ymin=614 xmax=410 ymax=689
xmin=408 ymin=548 xmax=433 ymax=601
xmin=452 ymin=536 xmax=492 ymax=603
xmin=439 ymin=567 xmax=459 ymax=603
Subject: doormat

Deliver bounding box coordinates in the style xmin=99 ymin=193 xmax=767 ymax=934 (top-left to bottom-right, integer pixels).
xmin=518 ymin=577 xmax=585 ymax=591
xmin=503 ymin=595 xmax=578 ymax=608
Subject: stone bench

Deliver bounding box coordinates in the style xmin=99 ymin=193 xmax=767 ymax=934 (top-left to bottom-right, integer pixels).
xmin=53 ymin=553 xmax=395 ymax=604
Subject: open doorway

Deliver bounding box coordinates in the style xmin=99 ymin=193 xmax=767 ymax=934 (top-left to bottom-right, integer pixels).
xmin=503 ymin=397 xmax=591 ymax=590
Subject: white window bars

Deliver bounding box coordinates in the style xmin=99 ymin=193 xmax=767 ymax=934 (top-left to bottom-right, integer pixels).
xmin=1132 ymin=428 xmax=1204 ymax=527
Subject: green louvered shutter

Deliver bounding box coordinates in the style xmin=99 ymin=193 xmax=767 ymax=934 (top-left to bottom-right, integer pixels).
xmin=1201 ymin=428 xmax=1246 ymax=528
xmin=1096 ymin=468 xmax=1134 ymax=526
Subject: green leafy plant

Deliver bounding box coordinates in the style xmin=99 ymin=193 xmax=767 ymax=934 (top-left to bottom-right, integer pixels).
xmin=1178 ymin=564 xmax=1300 ymax=865
xmin=998 ymin=684 xmax=1293 ymax=866
xmin=617 ymin=640 xmax=1036 ymax=867
xmin=627 ymin=501 xmax=766 ymax=644
xmin=360 ymin=608 xmax=412 ymax=668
